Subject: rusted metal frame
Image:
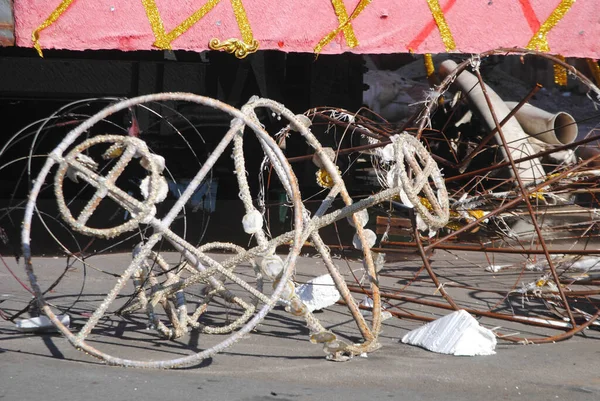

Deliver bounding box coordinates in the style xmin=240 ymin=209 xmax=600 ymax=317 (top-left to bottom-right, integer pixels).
xmin=287 ymin=140 xmax=389 ymax=163
xmin=379 ymin=308 xmax=436 ymax=323
xmin=448 ymin=282 xmax=600 ymax=298
xmin=446 ymin=172 xmax=491 ymax=204
xmin=420 ymin=83 xmax=541 ymax=171
xmin=290 ymin=118 xmax=600 ymax=188
xmin=310 ymin=111 xmax=390 ymax=140
xmin=472 ymin=67 xmax=577 ymax=327
xmin=426 ymin=151 xmax=600 ymax=252
xmin=414 ymin=56 xmax=475 ymax=139
xmin=287 ymin=112 xmax=390 ymax=164
xmin=562 ymin=280 xmax=600 ymax=286
xmin=409 ymin=209 xmax=459 ymax=310
xmin=438 ymin=89 xmax=468 ymax=134
xmin=345 ymin=286 xmax=584 ymax=331
xmin=422 ymin=129 xmax=462 ymax=167
xmin=285 ymin=131 xmax=447 ymax=165
xmin=412 ymin=47 xmax=600 ymax=175
xmin=568 ymin=188 xmax=600 ymax=194
xmin=337 ymin=299 xmax=435 ymax=323
xmin=379 ymin=242 xmax=600 ymax=256
xmin=445 ymin=132 xmax=600 ymax=183
xmin=289 ymin=113 xmax=583 ymax=173
xmin=493 ymin=48 xmax=600 ymax=92
xmin=551 ymin=289 xmax=600 ymax=296
xmin=289 ymin=111 xmax=445 ymax=166
xmin=498 ymin=311 xmax=600 ymax=344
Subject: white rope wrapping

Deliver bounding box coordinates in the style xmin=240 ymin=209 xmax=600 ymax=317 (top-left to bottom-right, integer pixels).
xmin=22 ymin=92 xmax=452 ymax=367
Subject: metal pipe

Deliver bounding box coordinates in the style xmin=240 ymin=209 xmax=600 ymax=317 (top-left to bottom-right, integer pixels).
xmin=505 ymin=101 xmax=577 ymax=145
xmin=439 ymin=59 xmax=546 ymax=182
xmin=346 ymin=286 xmax=582 ymax=331
xmin=379 ymin=242 xmax=600 ymax=256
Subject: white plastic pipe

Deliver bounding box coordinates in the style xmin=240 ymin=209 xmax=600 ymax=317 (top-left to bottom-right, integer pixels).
xmin=439 ymin=60 xmax=545 ymax=183
xmin=505 ymin=102 xmax=577 ymax=145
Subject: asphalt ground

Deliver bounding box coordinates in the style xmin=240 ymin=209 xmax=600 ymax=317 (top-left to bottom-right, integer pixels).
xmin=1 ymin=252 xmax=600 ymax=401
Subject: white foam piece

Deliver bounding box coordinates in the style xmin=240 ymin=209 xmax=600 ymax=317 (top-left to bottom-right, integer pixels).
xmin=16 ymin=314 xmax=70 ymax=333
xmin=359 ymin=296 xmax=393 ymax=321
xmin=485 ymin=264 xmax=511 ymax=273
xmin=570 ymin=256 xmax=600 ymax=271
xmin=295 ymin=274 xmax=341 ymax=312
xmin=401 ymin=310 xmax=496 ymax=356
xmin=360 ymin=296 xmax=374 ymax=313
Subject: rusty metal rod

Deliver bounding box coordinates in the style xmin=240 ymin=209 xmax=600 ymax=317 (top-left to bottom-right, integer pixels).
xmin=287 ymin=140 xmax=390 ymax=163
xmin=444 ymin=133 xmax=600 ymax=183
xmin=337 ymin=299 xmax=435 ymax=323
xmin=310 ymin=112 xmax=389 ymax=140
xmin=426 ymin=152 xmax=600 ymax=252
xmin=410 ymin=210 xmax=459 ymax=310
xmin=346 ymin=285 xmax=584 ymax=331
xmin=286 ymin=127 xmax=600 ymax=183
xmin=473 ymin=67 xmax=577 ymax=326
xmin=498 ymin=311 xmax=599 ymax=344
xmin=379 ymin=242 xmax=600 ymax=256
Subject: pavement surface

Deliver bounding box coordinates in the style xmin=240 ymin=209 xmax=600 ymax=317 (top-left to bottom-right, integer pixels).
xmin=1 ymin=252 xmax=600 ymax=401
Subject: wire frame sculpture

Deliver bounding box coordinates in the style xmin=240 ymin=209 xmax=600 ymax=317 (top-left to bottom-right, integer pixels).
xmin=18 ymin=89 xmax=450 ymax=367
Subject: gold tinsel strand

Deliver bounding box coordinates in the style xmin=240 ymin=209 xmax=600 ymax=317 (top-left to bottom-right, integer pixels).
xmin=425 ymin=0 xmax=456 ymax=51
xmin=424 ymin=53 xmax=435 ymax=78
xmin=165 ymin=0 xmax=221 ymax=46
xmin=553 ymin=55 xmax=568 ymax=86
xmin=331 ymin=0 xmax=358 ymax=49
xmin=315 ymin=168 xmax=341 ymax=189
xmin=32 ymin=0 xmax=77 ymax=57
xmin=314 ymin=0 xmax=371 ymax=55
xmin=140 ymin=0 xmax=169 ymax=48
xmin=140 ymin=0 xmax=257 ymax=58
xmin=419 ymin=197 xmax=485 ymax=231
xmin=230 ymin=0 xmax=253 ymax=44
xmin=529 ymin=191 xmax=546 ymax=202
xmin=141 ymin=0 xmax=221 ymax=50
xmin=526 ymin=0 xmax=575 ymax=52
xmin=586 ymin=59 xmax=600 ymax=87
xmin=209 ymin=0 xmax=259 ymax=58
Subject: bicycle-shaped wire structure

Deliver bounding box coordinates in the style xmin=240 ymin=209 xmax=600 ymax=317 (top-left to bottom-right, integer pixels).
xmin=21 ymin=93 xmax=448 ymax=368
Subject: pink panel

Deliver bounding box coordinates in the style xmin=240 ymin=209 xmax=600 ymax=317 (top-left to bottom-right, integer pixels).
xmin=13 ymin=0 xmax=600 ymax=57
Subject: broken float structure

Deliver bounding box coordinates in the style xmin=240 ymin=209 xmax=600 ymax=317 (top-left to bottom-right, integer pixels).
xmin=15 ymin=49 xmax=600 ymax=367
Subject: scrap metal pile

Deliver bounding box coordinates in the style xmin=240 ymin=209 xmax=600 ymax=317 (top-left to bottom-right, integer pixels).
xmin=6 ymin=49 xmax=600 ymax=367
